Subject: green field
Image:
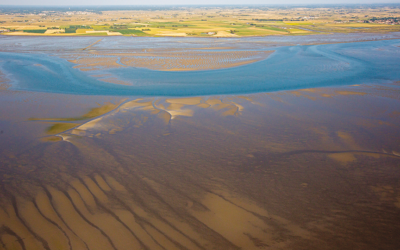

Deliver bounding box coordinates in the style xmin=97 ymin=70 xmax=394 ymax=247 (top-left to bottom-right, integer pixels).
xmin=111 ymin=29 xmax=149 ymax=36
xmin=23 ymin=29 xmax=46 ymax=33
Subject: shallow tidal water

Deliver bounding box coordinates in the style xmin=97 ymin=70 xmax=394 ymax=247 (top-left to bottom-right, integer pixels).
xmin=0 ymin=34 xmax=400 ymax=250
xmin=0 ymin=34 xmax=400 ymax=96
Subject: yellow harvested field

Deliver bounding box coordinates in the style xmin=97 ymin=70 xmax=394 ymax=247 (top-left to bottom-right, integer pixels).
xmin=76 ymin=28 xmax=94 ymax=33
xmin=44 ymin=29 xmax=65 ymax=34
xmin=214 ymin=31 xmax=239 ymax=37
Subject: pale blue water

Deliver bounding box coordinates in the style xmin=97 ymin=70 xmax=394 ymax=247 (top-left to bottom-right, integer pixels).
xmin=1 ymin=37 xmax=399 ymax=96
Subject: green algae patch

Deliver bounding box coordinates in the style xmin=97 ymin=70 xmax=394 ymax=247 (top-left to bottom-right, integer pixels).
xmin=82 ymin=101 xmax=125 ymax=119
xmin=29 ymin=100 xmax=126 ymax=122
xmin=46 ymin=123 xmax=80 ymax=134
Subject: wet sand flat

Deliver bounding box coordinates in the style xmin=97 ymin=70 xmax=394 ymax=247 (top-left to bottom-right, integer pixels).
xmin=0 ymin=34 xmax=400 ymax=250
xmin=0 ymin=82 xmax=400 ymax=250
xmin=65 ymin=49 xmax=273 ymax=72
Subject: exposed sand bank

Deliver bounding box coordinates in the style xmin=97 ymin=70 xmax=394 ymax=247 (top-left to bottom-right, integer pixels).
xmin=64 ymin=49 xmax=274 ymax=74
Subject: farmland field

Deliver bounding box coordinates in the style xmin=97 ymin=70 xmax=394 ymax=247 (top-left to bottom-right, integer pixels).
xmin=1 ymin=5 xmax=400 ymax=37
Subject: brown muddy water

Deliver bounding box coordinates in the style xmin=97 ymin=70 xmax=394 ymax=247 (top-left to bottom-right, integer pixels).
xmin=0 ymin=83 xmax=400 ymax=250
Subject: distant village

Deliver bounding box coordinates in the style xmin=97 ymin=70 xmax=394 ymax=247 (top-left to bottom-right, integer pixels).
xmin=366 ymin=17 xmax=400 ymax=25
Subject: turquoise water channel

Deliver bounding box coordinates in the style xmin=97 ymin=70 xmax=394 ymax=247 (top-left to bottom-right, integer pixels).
xmin=1 ymin=38 xmax=399 ymax=96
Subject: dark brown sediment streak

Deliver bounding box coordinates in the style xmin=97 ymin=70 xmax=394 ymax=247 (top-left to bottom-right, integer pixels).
xmin=91 ymin=178 xmax=173 ymax=250
xmin=0 ymin=239 xmax=7 ymax=250
xmin=60 ymin=189 xmax=118 ymax=250
xmin=31 ymin=198 xmax=72 ymax=250
xmin=158 ymin=180 xmax=210 ymax=211
xmin=120 ymin=182 xmax=206 ymax=250
xmin=105 ymin=193 xmax=188 ymax=250
xmin=40 ymin=185 xmax=90 ymax=250
xmin=133 ymin=223 xmax=168 ymax=250
xmin=95 ymin=172 xmax=189 ymax=250
xmin=75 ymin=177 xmax=151 ymax=250
xmin=142 ymin=220 xmax=187 ymax=250
xmin=10 ymin=196 xmax=51 ymax=250
xmin=89 ymin=145 xmax=217 ymax=249
xmin=164 ymin=170 xmax=271 ymax=220
xmin=0 ymin=237 xmax=5 ymax=249
xmin=102 ymin=162 xmax=204 ymax=249
xmin=0 ymin=184 xmax=11 ymax=218
xmin=137 ymin=176 xmax=242 ymax=248
xmin=0 ymin=226 xmax=26 ymax=250
xmin=66 ymin=181 xmax=96 ymax=215
xmin=135 ymin=174 xmax=248 ymax=249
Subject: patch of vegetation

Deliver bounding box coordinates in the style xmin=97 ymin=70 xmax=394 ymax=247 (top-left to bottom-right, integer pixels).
xmin=65 ymin=25 xmax=92 ymax=33
xmin=65 ymin=28 xmax=76 ymax=33
xmin=23 ymin=29 xmax=46 ymax=33
xmin=110 ymin=25 xmax=128 ymax=29
xmin=112 ymin=29 xmax=148 ymax=35
xmin=261 ymin=26 xmax=289 ymax=32
xmin=92 ymin=25 xmax=111 ymax=30
xmin=46 ymin=123 xmax=80 ymax=134
xmin=69 ymin=25 xmax=92 ymax=29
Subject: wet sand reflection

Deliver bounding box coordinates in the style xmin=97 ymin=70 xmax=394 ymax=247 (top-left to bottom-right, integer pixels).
xmin=0 ymin=83 xmax=400 ymax=249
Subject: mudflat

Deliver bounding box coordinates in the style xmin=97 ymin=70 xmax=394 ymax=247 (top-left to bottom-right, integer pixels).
xmin=0 ymin=32 xmax=399 ymax=250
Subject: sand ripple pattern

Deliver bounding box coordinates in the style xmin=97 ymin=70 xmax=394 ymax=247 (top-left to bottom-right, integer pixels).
xmin=0 ymin=166 xmax=306 ymax=250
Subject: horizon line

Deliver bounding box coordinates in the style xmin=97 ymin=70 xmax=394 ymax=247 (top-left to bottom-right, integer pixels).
xmin=1 ymin=3 xmax=400 ymax=6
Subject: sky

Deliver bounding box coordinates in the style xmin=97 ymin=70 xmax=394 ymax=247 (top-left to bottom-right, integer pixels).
xmin=0 ymin=0 xmax=399 ymax=5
